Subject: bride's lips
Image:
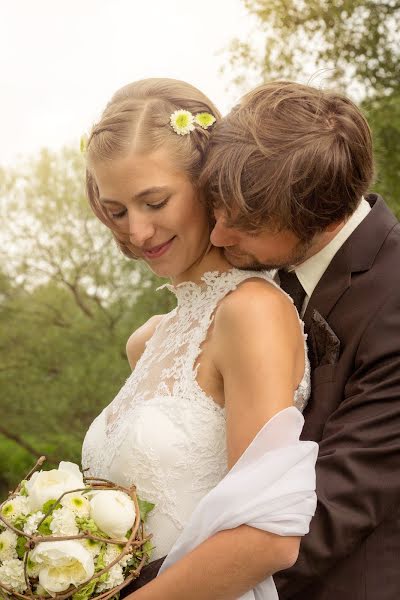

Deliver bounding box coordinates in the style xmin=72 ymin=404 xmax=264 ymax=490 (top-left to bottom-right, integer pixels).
xmin=142 ymin=237 xmax=175 ymax=259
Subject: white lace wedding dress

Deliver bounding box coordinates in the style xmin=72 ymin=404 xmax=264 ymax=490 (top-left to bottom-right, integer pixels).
xmin=82 ymin=269 xmax=312 ymax=566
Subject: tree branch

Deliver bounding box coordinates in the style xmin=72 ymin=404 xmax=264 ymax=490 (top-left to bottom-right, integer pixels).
xmin=0 ymin=426 xmax=58 ymax=463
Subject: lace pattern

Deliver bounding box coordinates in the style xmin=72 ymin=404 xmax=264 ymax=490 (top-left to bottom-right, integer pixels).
xmin=82 ymin=269 xmax=311 ymax=558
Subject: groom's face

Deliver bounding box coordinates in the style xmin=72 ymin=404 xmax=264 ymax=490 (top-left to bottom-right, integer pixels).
xmin=211 ymin=210 xmax=313 ymax=270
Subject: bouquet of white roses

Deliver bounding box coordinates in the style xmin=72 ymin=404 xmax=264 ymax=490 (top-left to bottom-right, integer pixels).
xmin=0 ymin=458 xmax=154 ymax=600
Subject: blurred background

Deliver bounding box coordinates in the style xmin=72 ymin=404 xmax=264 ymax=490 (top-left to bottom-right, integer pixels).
xmin=1 ymin=0 xmax=399 ymax=495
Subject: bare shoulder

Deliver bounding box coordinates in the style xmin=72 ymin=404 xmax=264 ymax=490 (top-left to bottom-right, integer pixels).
xmin=126 ymin=314 xmax=164 ymax=370
xmin=212 ymin=277 xmax=305 ymax=466
xmin=214 ymin=277 xmax=301 ymax=345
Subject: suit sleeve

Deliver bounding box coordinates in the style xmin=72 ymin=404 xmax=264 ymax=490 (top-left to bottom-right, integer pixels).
xmin=274 ymin=291 xmax=400 ymax=598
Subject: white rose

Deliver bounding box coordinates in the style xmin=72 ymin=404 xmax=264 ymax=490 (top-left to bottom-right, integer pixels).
xmin=26 ymin=462 xmax=84 ymax=512
xmin=89 ymin=491 xmax=136 ymax=539
xmin=30 ymin=540 xmax=94 ymax=594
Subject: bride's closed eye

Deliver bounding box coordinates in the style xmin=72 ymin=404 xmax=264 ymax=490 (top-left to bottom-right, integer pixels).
xmin=109 ymin=197 xmax=170 ymax=220
xmin=147 ymin=197 xmax=170 ymax=210
xmin=110 ymin=208 xmax=127 ymax=220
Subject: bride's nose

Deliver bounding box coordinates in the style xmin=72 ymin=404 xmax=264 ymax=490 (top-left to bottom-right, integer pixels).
xmin=128 ymin=214 xmax=156 ymax=247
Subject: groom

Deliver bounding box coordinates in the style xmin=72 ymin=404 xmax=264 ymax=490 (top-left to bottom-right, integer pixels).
xmin=202 ymin=81 xmax=400 ymax=599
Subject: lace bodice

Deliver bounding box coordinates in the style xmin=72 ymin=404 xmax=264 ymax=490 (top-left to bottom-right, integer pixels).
xmin=82 ymin=269 xmax=310 ymax=559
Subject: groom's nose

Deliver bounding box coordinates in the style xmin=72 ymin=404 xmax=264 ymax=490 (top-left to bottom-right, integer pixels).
xmin=211 ymin=212 xmax=239 ymax=247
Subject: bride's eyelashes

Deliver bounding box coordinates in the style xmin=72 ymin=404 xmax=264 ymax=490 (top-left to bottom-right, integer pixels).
xmin=110 ymin=208 xmax=128 ymax=220
xmin=109 ymin=197 xmax=171 ymax=220
xmin=148 ymin=196 xmax=170 ymax=210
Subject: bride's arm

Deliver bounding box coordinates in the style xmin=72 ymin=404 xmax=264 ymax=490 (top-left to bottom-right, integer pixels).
xmin=129 ymin=280 xmax=306 ymax=599
xmin=130 ymin=527 xmax=299 ymax=600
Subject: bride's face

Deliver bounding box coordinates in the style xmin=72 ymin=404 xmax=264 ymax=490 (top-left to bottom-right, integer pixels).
xmin=91 ymin=148 xmax=211 ymax=281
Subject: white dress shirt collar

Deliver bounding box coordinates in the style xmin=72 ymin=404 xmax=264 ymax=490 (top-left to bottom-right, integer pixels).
xmin=294 ymin=197 xmax=371 ymax=303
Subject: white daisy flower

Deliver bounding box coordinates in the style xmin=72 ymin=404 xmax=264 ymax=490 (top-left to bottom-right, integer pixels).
xmin=61 ymin=493 xmax=90 ymax=517
xmin=1 ymin=496 xmax=30 ymax=521
xmin=0 ymin=530 xmax=18 ymax=562
xmin=23 ymin=511 xmax=45 ymax=536
xmin=194 ymin=112 xmax=216 ymax=129
xmin=0 ymin=558 xmax=27 ymax=593
xmin=49 ymin=507 xmax=79 ymax=537
xmin=170 ymin=110 xmax=195 ymax=135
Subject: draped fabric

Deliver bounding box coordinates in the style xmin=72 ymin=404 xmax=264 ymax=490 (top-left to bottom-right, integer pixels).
xmin=159 ymin=407 xmax=318 ymax=600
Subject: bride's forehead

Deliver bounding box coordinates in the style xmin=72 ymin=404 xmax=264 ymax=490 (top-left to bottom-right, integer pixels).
xmin=95 ymin=148 xmax=188 ymax=183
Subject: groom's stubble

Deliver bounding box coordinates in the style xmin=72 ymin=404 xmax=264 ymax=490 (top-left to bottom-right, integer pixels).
xmin=222 ymin=236 xmax=314 ymax=271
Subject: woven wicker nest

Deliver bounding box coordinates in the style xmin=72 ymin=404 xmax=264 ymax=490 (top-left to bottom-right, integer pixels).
xmin=0 ymin=457 xmax=152 ymax=600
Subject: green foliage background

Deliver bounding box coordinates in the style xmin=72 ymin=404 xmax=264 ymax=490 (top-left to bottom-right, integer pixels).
xmin=0 ymin=150 xmax=176 ymax=496
xmin=1 ymin=0 xmax=399 ymax=496
xmin=227 ymin=0 xmax=400 ymax=214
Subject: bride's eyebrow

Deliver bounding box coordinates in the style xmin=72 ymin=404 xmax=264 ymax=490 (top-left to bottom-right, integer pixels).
xmin=99 ymin=186 xmax=170 ymax=205
xmin=134 ymin=186 xmax=170 ymax=199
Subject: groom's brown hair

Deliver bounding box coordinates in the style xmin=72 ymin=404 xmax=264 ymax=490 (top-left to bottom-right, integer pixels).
xmin=202 ymin=81 xmax=374 ymax=241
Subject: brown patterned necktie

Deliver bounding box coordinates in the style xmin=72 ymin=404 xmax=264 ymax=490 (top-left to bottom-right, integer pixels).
xmin=278 ymin=269 xmax=306 ymax=314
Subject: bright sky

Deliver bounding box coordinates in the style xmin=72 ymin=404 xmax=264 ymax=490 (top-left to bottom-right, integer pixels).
xmin=0 ymin=0 xmax=255 ymax=167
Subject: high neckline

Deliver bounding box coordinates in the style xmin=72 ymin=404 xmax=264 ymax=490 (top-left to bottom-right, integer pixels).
xmin=157 ymin=269 xmax=234 ymax=304
xmin=157 ymin=268 xmax=277 ymax=306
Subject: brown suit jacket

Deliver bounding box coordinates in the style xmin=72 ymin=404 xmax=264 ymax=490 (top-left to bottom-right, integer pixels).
xmin=125 ymin=194 xmax=400 ymax=598
xmin=274 ymin=194 xmax=400 ymax=599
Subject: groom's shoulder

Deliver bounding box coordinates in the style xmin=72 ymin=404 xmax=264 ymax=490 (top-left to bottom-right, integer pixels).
xmin=366 ymin=198 xmax=400 ymax=279
xmin=347 ymin=194 xmax=400 ymax=278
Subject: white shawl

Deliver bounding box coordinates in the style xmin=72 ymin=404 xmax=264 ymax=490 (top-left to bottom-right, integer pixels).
xmin=158 ymin=407 xmax=318 ymax=599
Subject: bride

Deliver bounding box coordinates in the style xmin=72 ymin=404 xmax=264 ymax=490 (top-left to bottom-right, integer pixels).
xmin=82 ymin=78 xmax=317 ymax=600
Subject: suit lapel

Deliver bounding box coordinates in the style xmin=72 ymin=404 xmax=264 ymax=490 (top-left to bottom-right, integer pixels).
xmin=303 ymin=195 xmax=398 ymax=334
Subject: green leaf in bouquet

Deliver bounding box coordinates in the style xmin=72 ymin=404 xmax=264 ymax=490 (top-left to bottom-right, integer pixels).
xmin=126 ymin=539 xmax=154 ymax=570
xmin=13 ymin=514 xmax=28 ymax=531
xmin=42 ymin=499 xmax=62 ymax=514
xmin=95 ymin=544 xmax=108 ymax=578
xmin=75 ymin=517 xmax=108 ymax=538
xmin=27 ymin=556 xmax=39 ymax=577
xmin=19 ymin=481 xmax=29 ymax=497
xmin=142 ymin=539 xmax=154 ymax=558
xmin=82 ymin=538 xmax=103 ymax=559
xmin=137 ymin=497 xmax=155 ymax=523
xmin=38 ymin=515 xmax=53 ymax=536
xmin=71 ymin=578 xmax=98 ymax=600
xmin=16 ymin=535 xmax=27 ymax=559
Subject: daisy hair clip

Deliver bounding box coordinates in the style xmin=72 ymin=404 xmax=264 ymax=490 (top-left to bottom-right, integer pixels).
xmin=170 ymin=109 xmax=216 ymax=135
